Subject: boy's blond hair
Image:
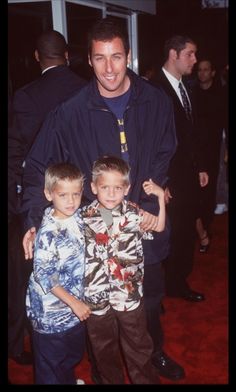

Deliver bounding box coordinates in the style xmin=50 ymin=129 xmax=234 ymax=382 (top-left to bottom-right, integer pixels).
xmin=45 ymin=162 xmax=84 ymax=192
xmin=92 ymin=155 xmax=130 ymax=186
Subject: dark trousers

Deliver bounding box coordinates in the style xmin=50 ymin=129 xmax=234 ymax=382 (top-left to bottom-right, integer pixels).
xmin=198 ymin=167 xmax=219 ymax=231
xmin=164 ymin=201 xmax=196 ymax=296
xmin=32 ymin=322 xmax=85 ymax=384
xmin=8 ymin=214 xmax=32 ymax=356
xmin=143 ymin=262 xmax=165 ymax=355
xmin=86 ymin=302 xmax=160 ymax=384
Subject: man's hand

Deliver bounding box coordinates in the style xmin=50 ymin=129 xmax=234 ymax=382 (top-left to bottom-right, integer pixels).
xmin=199 ymin=172 xmax=209 ymax=188
xmin=23 ymin=227 xmax=36 ymax=260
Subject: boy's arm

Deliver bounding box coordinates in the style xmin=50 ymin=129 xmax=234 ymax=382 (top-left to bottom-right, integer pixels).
xmin=141 ymin=179 xmax=166 ymax=232
xmin=51 ymin=286 xmax=91 ymax=321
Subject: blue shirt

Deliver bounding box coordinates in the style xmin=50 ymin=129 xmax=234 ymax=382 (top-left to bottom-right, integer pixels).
xmin=26 ymin=206 xmax=85 ymax=334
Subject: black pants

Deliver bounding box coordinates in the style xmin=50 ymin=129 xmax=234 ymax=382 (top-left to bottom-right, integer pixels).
xmin=143 ymin=262 xmax=165 ymax=355
xmin=8 ymin=214 xmax=32 ymax=356
xmin=164 ymin=200 xmax=196 ymax=296
xmin=32 ymin=322 xmax=85 ymax=384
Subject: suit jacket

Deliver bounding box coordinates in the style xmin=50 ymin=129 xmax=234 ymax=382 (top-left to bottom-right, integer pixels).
xmin=155 ymin=70 xmax=206 ymax=206
xmin=8 ymin=65 xmax=87 ymax=217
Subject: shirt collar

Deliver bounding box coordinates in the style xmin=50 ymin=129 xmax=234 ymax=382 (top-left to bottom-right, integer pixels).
xmin=42 ymin=65 xmax=58 ymax=75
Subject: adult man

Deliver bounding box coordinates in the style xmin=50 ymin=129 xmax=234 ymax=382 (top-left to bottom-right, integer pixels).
xmin=194 ymin=59 xmax=225 ymax=251
xmin=8 ymin=30 xmax=86 ymax=365
xmin=155 ymin=35 xmax=208 ymax=301
xmin=22 ymin=18 xmax=184 ymax=381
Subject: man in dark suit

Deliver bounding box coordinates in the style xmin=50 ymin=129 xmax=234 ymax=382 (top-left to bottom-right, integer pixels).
xmin=8 ymin=30 xmax=86 ymax=365
xmin=155 ymin=35 xmax=208 ymax=301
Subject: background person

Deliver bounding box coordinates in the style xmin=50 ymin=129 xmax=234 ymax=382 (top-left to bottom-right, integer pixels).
xmin=154 ymin=35 xmax=208 ymax=301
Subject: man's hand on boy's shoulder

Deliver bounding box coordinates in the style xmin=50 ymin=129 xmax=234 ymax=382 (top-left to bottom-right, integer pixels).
xmin=23 ymin=227 xmax=36 ymax=260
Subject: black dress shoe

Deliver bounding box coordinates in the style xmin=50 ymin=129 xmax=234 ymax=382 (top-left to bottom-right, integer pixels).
xmin=9 ymin=351 xmax=33 ymax=365
xmin=182 ymin=289 xmax=205 ymax=302
xmin=152 ymin=351 xmax=185 ymax=380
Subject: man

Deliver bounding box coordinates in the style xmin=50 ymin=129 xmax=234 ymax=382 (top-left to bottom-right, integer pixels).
xmin=8 ymin=29 xmax=86 ymax=365
xmin=155 ymin=35 xmax=208 ymax=301
xmin=22 ymin=18 xmax=184 ymax=381
xmin=194 ymin=59 xmax=225 ymax=252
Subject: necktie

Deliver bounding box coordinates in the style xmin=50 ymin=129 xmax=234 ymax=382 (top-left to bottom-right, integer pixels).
xmin=179 ymin=82 xmax=192 ymax=120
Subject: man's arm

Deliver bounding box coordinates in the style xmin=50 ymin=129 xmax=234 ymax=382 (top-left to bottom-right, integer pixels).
xmin=23 ymin=227 xmax=36 ymax=259
xmin=21 ymin=108 xmax=69 ymax=232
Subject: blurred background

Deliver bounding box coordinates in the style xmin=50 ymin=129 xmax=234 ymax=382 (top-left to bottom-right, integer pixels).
xmin=8 ymin=0 xmax=228 ymax=95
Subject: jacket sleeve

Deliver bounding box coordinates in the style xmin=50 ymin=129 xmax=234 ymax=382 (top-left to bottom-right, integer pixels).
xmin=8 ymin=90 xmax=40 ymax=218
xmin=139 ymin=93 xmax=177 ymax=215
xmin=12 ymin=89 xmax=44 ymax=157
xmin=21 ymin=108 xmax=70 ymax=231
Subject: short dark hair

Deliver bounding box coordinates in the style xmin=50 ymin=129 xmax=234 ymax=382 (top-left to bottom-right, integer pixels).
xmin=164 ymin=35 xmax=196 ymax=62
xmin=92 ymin=155 xmax=130 ymax=186
xmin=36 ymin=30 xmax=68 ymax=60
xmin=88 ymin=17 xmax=130 ymax=57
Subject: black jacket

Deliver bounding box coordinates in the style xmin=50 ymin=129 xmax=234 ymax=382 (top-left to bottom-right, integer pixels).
xmin=8 ymin=65 xmax=87 ymax=217
xmin=22 ymin=70 xmax=177 ymax=263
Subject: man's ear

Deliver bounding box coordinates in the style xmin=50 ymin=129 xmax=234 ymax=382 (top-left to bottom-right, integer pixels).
xmin=88 ymin=55 xmax=92 ymax=67
xmin=34 ymin=49 xmax=40 ymax=62
xmin=127 ymin=50 xmax=131 ymax=67
xmin=44 ymin=188 xmax=52 ymax=202
xmin=91 ymin=182 xmax=97 ymax=195
xmin=124 ymin=184 xmax=131 ymax=196
xmin=170 ymin=48 xmax=177 ymax=60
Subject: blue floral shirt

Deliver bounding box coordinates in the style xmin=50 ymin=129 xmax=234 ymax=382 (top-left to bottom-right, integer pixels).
xmin=26 ymin=207 xmax=85 ymax=334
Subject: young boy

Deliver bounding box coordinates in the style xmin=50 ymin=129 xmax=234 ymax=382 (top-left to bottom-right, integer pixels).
xmin=82 ymin=155 xmax=165 ymax=384
xmin=26 ymin=162 xmax=91 ymax=384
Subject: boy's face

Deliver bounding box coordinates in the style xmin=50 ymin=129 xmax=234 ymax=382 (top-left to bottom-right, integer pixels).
xmin=44 ymin=179 xmax=83 ymax=219
xmin=88 ymin=36 xmax=131 ymax=98
xmin=91 ymin=170 xmax=130 ymax=210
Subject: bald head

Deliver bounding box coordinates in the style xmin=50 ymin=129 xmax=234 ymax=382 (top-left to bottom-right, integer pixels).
xmin=35 ymin=30 xmax=68 ymax=69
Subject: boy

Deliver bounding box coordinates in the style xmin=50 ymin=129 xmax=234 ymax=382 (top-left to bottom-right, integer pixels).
xmin=82 ymin=155 xmax=165 ymax=384
xmin=26 ymin=163 xmax=91 ymax=384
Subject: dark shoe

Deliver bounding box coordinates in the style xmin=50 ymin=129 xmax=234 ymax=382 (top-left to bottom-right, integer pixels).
xmin=9 ymin=351 xmax=33 ymax=365
xmin=182 ymin=289 xmax=205 ymax=302
xmin=152 ymin=351 xmax=185 ymax=380
xmin=199 ymin=233 xmax=210 ymax=253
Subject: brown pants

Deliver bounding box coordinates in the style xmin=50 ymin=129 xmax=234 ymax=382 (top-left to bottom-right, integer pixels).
xmin=86 ymin=301 xmax=160 ymax=384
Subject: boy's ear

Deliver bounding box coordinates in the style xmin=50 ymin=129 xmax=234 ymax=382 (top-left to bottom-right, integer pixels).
xmin=91 ymin=182 xmax=98 ymax=195
xmin=44 ymin=188 xmax=52 ymax=202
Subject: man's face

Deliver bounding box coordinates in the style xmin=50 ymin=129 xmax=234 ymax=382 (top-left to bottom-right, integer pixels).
xmin=176 ymin=42 xmax=197 ymax=76
xmin=88 ymin=37 xmax=131 ymax=97
xmin=197 ymin=60 xmax=215 ymax=84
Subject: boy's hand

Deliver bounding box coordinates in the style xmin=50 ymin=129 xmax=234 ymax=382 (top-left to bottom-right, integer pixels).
xmin=71 ymin=301 xmax=92 ymax=321
xmin=143 ymin=178 xmax=164 ymax=198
